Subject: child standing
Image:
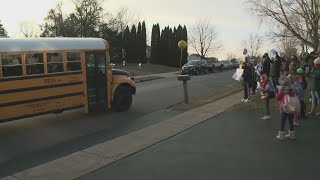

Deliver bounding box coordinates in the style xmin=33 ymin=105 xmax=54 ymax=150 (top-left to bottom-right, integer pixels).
xmin=296 ymin=68 xmax=307 ymax=118
xmin=275 ymin=77 xmax=297 ymax=140
xmin=259 ymin=74 xmax=271 ymax=120
xmin=292 ymin=76 xmax=304 ymax=126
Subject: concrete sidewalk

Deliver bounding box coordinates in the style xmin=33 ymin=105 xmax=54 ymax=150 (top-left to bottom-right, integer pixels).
xmin=2 ymin=91 xmax=243 ymax=180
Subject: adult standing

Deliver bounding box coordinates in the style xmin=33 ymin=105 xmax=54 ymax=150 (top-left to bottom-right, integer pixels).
xmin=241 ymin=57 xmax=253 ymax=102
xmin=250 ymin=60 xmax=258 ymax=95
xmin=270 ymin=50 xmax=282 ymax=86
xmin=307 ymin=51 xmax=318 ymax=73
xmin=307 ymin=57 xmax=320 ymax=115
xmin=261 ymin=53 xmax=271 ymax=77
xmin=300 ymin=52 xmax=309 ymax=72
xmin=289 ymin=55 xmax=301 ymax=75
xmin=280 ymin=56 xmax=289 ymax=77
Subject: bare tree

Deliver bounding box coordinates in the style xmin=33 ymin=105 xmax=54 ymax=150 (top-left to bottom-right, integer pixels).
xmin=243 ymin=33 xmax=263 ymax=58
xmin=20 ymin=21 xmax=40 ymax=38
xmin=246 ymin=0 xmax=320 ymax=52
xmin=269 ymin=25 xmax=300 ymax=57
xmin=105 ymin=6 xmax=141 ymax=34
xmin=40 ymin=1 xmax=66 ymax=37
xmin=189 ymin=18 xmax=222 ymax=59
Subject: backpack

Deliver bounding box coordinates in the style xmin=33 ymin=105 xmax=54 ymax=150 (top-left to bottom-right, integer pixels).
xmin=268 ymin=82 xmax=275 ymax=99
xmin=283 ymin=94 xmax=301 ymax=114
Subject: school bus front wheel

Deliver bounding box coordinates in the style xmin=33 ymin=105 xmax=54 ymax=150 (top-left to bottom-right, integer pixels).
xmin=112 ymin=85 xmax=135 ymax=112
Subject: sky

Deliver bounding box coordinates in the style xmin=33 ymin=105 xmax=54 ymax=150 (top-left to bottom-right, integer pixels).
xmin=0 ymin=0 xmax=271 ymax=60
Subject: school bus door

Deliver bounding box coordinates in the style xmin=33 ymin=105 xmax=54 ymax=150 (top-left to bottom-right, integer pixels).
xmin=85 ymin=51 xmax=107 ymax=112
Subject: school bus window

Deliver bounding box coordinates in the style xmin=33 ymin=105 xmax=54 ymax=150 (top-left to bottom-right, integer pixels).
xmin=47 ymin=52 xmax=64 ymax=73
xmin=86 ymin=54 xmax=95 ymax=79
xmin=26 ymin=53 xmax=44 ymax=75
xmin=67 ymin=52 xmax=81 ymax=61
xmin=1 ymin=54 xmax=23 ymax=77
xmin=66 ymin=52 xmax=81 ymax=71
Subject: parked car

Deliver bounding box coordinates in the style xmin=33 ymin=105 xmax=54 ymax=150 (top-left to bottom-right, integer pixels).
xmin=221 ymin=60 xmax=232 ymax=70
xmin=181 ymin=59 xmax=209 ymax=75
xmin=206 ymin=59 xmax=223 ymax=72
xmin=230 ymin=59 xmax=240 ymax=69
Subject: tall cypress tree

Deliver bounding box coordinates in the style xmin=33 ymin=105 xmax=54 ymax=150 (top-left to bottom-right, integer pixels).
xmin=168 ymin=27 xmax=175 ymax=67
xmin=0 ymin=20 xmax=7 ymax=36
xmin=182 ymin=25 xmax=188 ymax=66
xmin=127 ymin=25 xmax=137 ymax=63
xmin=159 ymin=27 xmax=169 ymax=66
xmin=150 ymin=24 xmax=188 ymax=67
xmin=141 ymin=21 xmax=147 ymax=63
xmin=150 ymin=25 xmax=156 ymax=64
xmin=122 ymin=26 xmax=131 ymax=63
xmin=137 ymin=22 xmax=143 ymax=63
xmin=150 ymin=24 xmax=161 ymax=64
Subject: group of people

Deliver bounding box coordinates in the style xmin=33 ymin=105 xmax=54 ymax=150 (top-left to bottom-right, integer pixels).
xmin=240 ymin=49 xmax=320 ymax=140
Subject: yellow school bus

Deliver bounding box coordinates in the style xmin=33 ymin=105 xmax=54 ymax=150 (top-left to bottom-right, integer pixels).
xmin=0 ymin=38 xmax=136 ymax=122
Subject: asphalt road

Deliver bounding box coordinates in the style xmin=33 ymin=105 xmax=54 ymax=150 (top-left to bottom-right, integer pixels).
xmin=80 ymin=111 xmax=320 ymax=180
xmin=0 ymin=70 xmax=235 ymax=178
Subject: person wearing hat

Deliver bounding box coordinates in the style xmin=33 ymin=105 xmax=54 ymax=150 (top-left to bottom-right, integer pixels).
xmin=296 ymin=68 xmax=307 ymax=118
xmin=292 ymin=75 xmax=304 ymax=126
xmin=307 ymin=57 xmax=320 ymax=115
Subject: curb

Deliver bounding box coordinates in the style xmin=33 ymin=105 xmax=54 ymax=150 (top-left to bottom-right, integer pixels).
xmin=134 ymin=76 xmax=165 ymax=83
xmin=2 ymin=92 xmax=243 ymax=180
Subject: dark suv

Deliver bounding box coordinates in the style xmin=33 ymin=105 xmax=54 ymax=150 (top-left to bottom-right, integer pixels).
xmin=181 ymin=60 xmax=209 ymax=75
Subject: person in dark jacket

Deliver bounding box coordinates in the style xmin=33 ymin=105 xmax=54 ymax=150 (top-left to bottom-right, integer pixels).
xmin=270 ymin=50 xmax=282 ymax=87
xmin=241 ymin=58 xmax=254 ymax=102
xmin=250 ymin=60 xmax=258 ymax=95
xmin=261 ymin=53 xmax=271 ymax=76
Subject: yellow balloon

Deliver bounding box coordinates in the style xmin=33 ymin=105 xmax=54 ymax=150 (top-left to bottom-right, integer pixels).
xmin=178 ymin=40 xmax=187 ymax=50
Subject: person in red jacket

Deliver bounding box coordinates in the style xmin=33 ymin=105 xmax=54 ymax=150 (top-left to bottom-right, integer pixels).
xmin=275 ymin=77 xmax=296 ymax=140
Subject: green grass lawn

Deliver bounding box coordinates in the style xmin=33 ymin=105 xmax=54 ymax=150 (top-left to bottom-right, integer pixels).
xmin=168 ymin=83 xmax=243 ymax=111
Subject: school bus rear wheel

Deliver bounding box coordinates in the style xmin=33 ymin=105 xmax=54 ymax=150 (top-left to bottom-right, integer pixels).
xmin=113 ymin=86 xmax=133 ymax=112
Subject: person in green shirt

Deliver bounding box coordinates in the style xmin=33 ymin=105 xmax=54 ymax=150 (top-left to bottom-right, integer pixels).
xmin=307 ymin=57 xmax=320 ymax=115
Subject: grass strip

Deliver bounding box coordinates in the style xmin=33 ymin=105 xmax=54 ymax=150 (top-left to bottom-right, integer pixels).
xmin=168 ymin=83 xmax=242 ymax=111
